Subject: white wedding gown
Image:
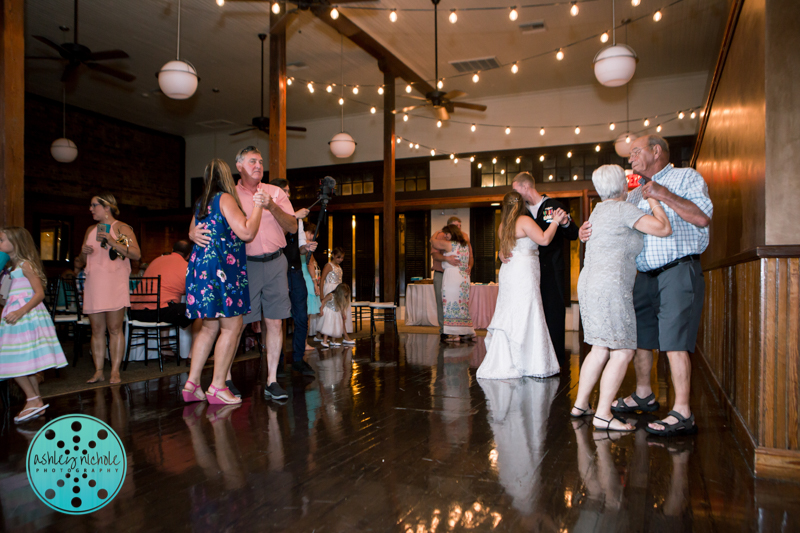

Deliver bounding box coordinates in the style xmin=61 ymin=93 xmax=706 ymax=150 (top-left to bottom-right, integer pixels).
xmin=477 ymin=236 xmax=560 ymax=379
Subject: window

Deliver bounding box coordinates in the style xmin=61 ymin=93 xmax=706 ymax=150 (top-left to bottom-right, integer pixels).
xmin=395 ymin=164 xmax=429 ymax=193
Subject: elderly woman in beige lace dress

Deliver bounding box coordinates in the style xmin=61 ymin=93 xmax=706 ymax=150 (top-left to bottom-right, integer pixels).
xmin=570 ymin=165 xmax=672 ymax=432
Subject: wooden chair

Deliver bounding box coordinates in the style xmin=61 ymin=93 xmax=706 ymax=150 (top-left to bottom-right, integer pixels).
xmin=123 ymin=276 xmax=180 ymax=372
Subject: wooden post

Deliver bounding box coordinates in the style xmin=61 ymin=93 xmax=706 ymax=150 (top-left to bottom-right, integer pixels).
xmin=381 ymin=67 xmax=396 ymax=303
xmin=268 ymin=13 xmax=287 ymax=183
xmin=0 ymin=0 xmax=25 ymax=227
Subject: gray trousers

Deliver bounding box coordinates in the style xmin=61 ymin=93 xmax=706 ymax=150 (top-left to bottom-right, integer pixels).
xmin=433 ymin=270 xmax=444 ymax=334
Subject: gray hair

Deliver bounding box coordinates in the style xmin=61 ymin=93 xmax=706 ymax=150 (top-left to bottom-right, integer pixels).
xmin=235 ymin=145 xmax=261 ymax=164
xmin=644 ymin=134 xmax=670 ymax=157
xmin=592 ymin=164 xmax=628 ymax=201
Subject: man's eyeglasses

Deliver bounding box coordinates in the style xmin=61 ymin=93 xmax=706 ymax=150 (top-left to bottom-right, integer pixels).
xmin=629 ymin=147 xmax=649 ymax=158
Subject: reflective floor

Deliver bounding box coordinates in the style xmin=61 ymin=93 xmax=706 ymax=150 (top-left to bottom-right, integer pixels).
xmin=2 ymin=332 xmax=800 ymax=532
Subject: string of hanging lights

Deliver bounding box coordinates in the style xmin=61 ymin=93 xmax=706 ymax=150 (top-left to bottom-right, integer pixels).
xmin=278 ymin=0 xmax=683 ymax=94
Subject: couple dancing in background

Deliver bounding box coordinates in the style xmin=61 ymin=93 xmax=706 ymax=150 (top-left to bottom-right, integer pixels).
xmin=477 ymin=172 xmax=573 ymax=380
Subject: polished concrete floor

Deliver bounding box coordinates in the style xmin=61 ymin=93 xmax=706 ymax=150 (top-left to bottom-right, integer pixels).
xmin=1 ymin=332 xmax=800 ymax=532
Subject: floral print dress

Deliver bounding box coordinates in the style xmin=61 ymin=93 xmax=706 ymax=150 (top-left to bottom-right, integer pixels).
xmin=442 ymin=242 xmax=475 ymax=336
xmin=185 ymin=192 xmax=250 ymax=319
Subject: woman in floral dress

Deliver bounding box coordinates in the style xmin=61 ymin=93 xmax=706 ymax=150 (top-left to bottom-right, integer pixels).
xmin=431 ymin=224 xmax=475 ymax=342
xmin=183 ymin=159 xmax=266 ymax=405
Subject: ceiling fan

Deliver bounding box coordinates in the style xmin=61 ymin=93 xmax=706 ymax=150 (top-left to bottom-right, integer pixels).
xmin=26 ymin=0 xmax=135 ymax=83
xmin=400 ymin=0 xmax=487 ymax=121
xmin=230 ymin=34 xmax=307 ymax=137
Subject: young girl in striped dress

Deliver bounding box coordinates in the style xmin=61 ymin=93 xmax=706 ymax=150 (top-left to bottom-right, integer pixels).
xmin=0 ymin=227 xmax=67 ymax=424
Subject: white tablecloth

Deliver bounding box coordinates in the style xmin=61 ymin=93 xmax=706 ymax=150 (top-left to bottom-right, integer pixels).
xmin=404 ymin=283 xmax=499 ymax=329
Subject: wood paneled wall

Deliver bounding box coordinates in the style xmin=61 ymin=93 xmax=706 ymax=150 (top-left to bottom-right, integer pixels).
xmin=698 ymin=253 xmax=800 ymax=480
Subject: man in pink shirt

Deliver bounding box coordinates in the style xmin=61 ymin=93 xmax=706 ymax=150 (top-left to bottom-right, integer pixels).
xmin=191 ymin=146 xmax=297 ymax=401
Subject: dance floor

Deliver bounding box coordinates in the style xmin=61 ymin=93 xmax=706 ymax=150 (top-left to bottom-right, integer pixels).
xmin=1 ymin=332 xmax=799 ymax=532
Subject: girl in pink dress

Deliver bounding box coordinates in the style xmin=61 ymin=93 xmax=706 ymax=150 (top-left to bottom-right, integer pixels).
xmin=80 ymin=193 xmax=141 ymax=384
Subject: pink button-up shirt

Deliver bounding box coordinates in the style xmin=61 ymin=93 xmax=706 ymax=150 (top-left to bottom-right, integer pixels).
xmin=236 ymin=180 xmax=295 ymax=256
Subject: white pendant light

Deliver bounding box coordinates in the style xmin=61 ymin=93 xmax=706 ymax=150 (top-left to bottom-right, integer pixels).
xmin=614 ymin=133 xmax=636 ymax=158
xmin=593 ymin=0 xmax=638 ymax=87
xmin=157 ymin=0 xmax=198 ymax=99
xmin=51 ymin=88 xmax=78 ymax=163
xmin=329 ymin=35 xmax=356 ymax=158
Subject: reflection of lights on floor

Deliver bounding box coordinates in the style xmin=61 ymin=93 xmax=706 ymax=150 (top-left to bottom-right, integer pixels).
xmin=403 ymin=502 xmax=502 ymax=531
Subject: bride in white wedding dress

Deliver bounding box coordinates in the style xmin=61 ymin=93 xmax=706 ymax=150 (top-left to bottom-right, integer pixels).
xmin=477 ymin=190 xmax=568 ymax=379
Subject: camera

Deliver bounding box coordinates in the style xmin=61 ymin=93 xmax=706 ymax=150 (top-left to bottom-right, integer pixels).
xmin=318 ymin=176 xmax=337 ymax=201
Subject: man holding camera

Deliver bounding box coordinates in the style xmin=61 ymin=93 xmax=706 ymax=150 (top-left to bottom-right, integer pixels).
xmin=191 ymin=146 xmax=297 ymax=401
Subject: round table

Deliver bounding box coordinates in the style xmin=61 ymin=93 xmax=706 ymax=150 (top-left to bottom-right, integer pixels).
xmin=404 ymin=283 xmax=499 ymax=329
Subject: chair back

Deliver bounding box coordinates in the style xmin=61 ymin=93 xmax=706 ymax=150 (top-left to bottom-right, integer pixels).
xmin=60 ymin=277 xmax=84 ymax=319
xmin=129 ymin=276 xmax=162 ymax=322
xmin=44 ymin=277 xmax=60 ymax=317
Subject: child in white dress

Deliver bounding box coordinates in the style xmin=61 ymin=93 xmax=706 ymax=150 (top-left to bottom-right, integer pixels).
xmin=317 ymin=284 xmax=353 ymax=347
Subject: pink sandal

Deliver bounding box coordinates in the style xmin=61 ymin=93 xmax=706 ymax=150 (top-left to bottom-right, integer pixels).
xmin=206 ymin=384 xmax=242 ymax=405
xmin=182 ymin=380 xmax=207 ymax=403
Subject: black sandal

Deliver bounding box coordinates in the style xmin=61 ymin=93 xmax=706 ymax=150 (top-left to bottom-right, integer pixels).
xmin=593 ymin=414 xmax=635 ymax=432
xmin=570 ymin=404 xmax=594 ymax=418
xmin=610 ymin=392 xmax=660 ymax=413
xmin=644 ymin=410 xmax=698 ymax=437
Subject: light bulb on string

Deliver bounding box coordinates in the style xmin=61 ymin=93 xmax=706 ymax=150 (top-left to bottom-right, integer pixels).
xmin=700 ymin=110 xmax=705 ymax=117
xmin=414 ymin=143 xmax=419 ymax=149
xmin=409 ymin=142 xmax=413 ymax=148
xmin=505 ymin=127 xmax=511 ymax=135
xmin=307 ymin=82 xmax=314 ymax=93
xmin=478 ymin=163 xmax=482 ymax=168
xmin=601 ymin=32 xmax=609 ymax=43
xmin=431 ymin=149 xmax=436 ymax=156
xmin=632 ymin=0 xmax=641 ymax=5
xmin=396 ymin=137 xmax=402 ymax=144
xmin=390 ymin=9 xmax=397 ymax=22
xmin=515 ymin=157 xmax=521 ymax=164
xmin=690 ymin=111 xmax=697 ymax=119
xmin=449 ymin=9 xmax=457 ymax=23
xmin=470 ymin=156 xmax=475 ymax=162
xmin=539 ymin=155 xmax=545 ymax=162
xmin=378 ymin=86 xmax=384 ymax=95
xmin=625 ymin=135 xmax=631 ymax=143
xmin=570 ymin=2 xmax=579 ymax=16
xmin=287 ymin=77 xmax=292 ymax=86
xmin=656 ymin=124 xmax=662 ymax=132
xmin=470 ymin=124 xmax=476 ymax=132
xmin=338 ymin=97 xmax=344 ymax=105
xmin=548 ymin=175 xmax=554 ymax=180
xmin=405 ymin=84 xmax=412 ymax=93
xmin=500 ymin=169 xmax=505 ymax=175
xmin=492 ymin=157 xmax=497 ymax=164
xmin=573 ymin=175 xmax=578 ymax=180
xmin=511 ymin=62 xmax=518 ymax=74
xmin=437 ymin=79 xmax=444 ymax=89
xmin=509 ymin=6 xmax=518 ymax=21
xmin=352 ymin=86 xmax=358 ymax=94
xmin=575 ymin=126 xmax=581 ymax=134
xmin=450 ymin=154 xmax=454 ymax=159
xmin=370 ymin=107 xmax=376 ymax=114
xmin=216 ymin=0 xmax=224 ymax=7
xmin=271 ymin=2 xmax=280 ymax=14
xmin=567 ymin=151 xmax=572 ymax=158
xmin=539 ymin=127 xmax=545 ymax=136
xmin=436 ymin=120 xmax=442 ymax=128
xmin=472 ymin=72 xmax=480 ymax=83
xmin=403 ymin=114 xmax=409 ymax=122
xmin=454 ymin=158 xmax=458 ymax=164
xmin=678 ymin=111 xmax=685 ymax=119
xmin=595 ymin=145 xmax=601 ymax=152
xmin=609 ymin=123 xmax=615 ymax=131
xmin=556 ymin=49 xmax=564 ymax=61
xmin=653 ymin=10 xmax=662 ymax=22
xmin=330 ymin=7 xmax=339 ymax=20
xmin=644 ymin=119 xmax=650 ymax=126
xmin=326 ymin=85 xmax=333 ymax=93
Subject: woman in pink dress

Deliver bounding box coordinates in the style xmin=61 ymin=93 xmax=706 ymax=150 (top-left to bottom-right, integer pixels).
xmin=80 ymin=193 xmax=141 ymax=384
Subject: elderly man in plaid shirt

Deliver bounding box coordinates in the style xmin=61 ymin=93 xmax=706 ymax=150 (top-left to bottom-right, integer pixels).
xmin=580 ymin=134 xmax=712 ymax=437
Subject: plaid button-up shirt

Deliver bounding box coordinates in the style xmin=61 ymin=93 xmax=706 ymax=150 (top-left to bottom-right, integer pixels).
xmin=627 ymin=164 xmax=713 ymax=272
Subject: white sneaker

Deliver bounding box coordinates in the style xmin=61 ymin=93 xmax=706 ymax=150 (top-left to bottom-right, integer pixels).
xmin=330 ymin=341 xmax=342 ymax=346
xmin=342 ymin=339 xmax=355 ymax=345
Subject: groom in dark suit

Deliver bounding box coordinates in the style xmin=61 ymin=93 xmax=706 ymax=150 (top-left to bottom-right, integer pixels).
xmin=511 ymin=172 xmax=580 ymax=367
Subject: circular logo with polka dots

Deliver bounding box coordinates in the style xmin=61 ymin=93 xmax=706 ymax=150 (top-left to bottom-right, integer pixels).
xmin=25 ymin=415 xmax=126 ymax=514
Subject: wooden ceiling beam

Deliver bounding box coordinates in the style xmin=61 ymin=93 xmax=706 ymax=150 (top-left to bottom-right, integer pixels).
xmin=310 ymin=7 xmax=434 ymax=95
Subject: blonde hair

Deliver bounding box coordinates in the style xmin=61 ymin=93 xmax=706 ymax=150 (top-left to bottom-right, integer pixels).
xmin=498 ymin=191 xmax=527 ymax=257
xmin=95 ymin=192 xmax=120 ymax=217
xmin=197 ymin=159 xmax=244 ymax=220
xmin=512 ymin=171 xmax=536 ymax=189
xmin=0 ymin=227 xmax=47 ymax=287
xmin=332 ymin=283 xmax=351 ymax=313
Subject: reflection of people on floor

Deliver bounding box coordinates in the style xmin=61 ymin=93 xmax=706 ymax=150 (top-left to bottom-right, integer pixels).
xmin=402 ymin=333 xmax=441 ymax=367
xmin=314 ymin=346 xmax=353 ymax=442
xmin=428 ymin=344 xmax=473 ymax=461
xmin=649 ymin=439 xmax=693 ymax=531
xmin=479 ymin=377 xmax=558 ymax=516
xmin=569 ymin=418 xmax=631 ymax=531
xmin=183 ymin=403 xmax=246 ymax=490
